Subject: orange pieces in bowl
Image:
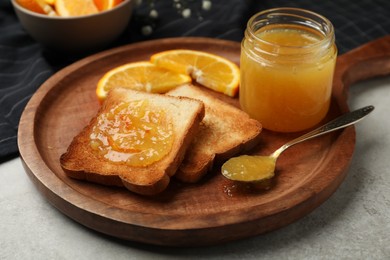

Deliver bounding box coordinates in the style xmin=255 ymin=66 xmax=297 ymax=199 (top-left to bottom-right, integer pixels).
xmin=97 ymin=50 xmax=241 ymax=101
xmin=16 ymin=0 xmax=123 ymax=16
xmin=16 ymin=0 xmax=47 ymax=14
xmin=55 ymin=0 xmax=98 ymax=17
xmin=93 ymin=0 xmax=122 ymax=11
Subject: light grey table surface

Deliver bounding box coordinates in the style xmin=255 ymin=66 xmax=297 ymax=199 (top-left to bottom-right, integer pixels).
xmin=1 ymin=76 xmax=390 ymax=259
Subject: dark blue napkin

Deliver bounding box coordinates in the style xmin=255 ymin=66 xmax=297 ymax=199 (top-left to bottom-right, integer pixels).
xmin=1 ymin=0 xmax=389 ymax=161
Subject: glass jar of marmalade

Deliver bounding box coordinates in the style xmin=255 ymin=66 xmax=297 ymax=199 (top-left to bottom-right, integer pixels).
xmin=240 ymin=8 xmax=337 ymax=132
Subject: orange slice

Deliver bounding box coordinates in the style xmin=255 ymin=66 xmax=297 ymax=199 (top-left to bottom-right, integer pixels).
xmin=16 ymin=0 xmax=46 ymax=14
xmin=44 ymin=0 xmax=55 ymax=5
xmin=150 ymin=49 xmax=240 ymax=97
xmin=55 ymin=0 xmax=99 ymax=17
xmin=17 ymin=0 xmax=57 ymax=15
xmin=93 ymin=0 xmax=122 ymax=11
xmin=96 ymin=61 xmax=192 ymax=101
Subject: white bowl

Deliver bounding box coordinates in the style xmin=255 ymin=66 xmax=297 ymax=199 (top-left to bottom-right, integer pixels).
xmin=11 ymin=0 xmax=133 ymax=54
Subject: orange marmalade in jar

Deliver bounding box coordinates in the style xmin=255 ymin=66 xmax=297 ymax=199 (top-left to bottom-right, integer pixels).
xmin=240 ymin=8 xmax=337 ymax=132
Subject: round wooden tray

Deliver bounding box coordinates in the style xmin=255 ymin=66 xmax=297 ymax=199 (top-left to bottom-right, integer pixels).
xmin=18 ymin=36 xmax=390 ymax=246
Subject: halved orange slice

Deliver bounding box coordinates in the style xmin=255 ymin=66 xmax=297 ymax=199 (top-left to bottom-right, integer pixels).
xmin=150 ymin=49 xmax=240 ymax=97
xmin=96 ymin=61 xmax=192 ymax=102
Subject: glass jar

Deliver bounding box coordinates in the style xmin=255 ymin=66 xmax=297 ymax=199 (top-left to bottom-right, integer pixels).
xmin=240 ymin=8 xmax=337 ymax=132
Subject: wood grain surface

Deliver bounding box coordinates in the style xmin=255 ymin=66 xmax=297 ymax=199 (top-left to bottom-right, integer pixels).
xmin=17 ymin=36 xmax=390 ymax=246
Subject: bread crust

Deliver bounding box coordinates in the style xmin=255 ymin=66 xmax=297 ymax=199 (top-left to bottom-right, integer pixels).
xmin=167 ymin=84 xmax=262 ymax=183
xmin=60 ymin=88 xmax=205 ymax=195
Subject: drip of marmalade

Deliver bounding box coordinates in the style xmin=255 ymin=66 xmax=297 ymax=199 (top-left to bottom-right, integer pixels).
xmin=89 ymin=100 xmax=174 ymax=166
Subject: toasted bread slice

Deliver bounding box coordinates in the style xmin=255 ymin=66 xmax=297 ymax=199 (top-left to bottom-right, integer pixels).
xmin=167 ymin=84 xmax=262 ymax=183
xmin=60 ymin=87 xmax=205 ymax=195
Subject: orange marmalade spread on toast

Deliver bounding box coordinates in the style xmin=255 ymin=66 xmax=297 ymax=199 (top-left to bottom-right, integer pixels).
xmin=89 ymin=100 xmax=174 ymax=166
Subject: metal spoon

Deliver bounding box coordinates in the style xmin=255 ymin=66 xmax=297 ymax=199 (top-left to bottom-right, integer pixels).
xmin=221 ymin=105 xmax=375 ymax=183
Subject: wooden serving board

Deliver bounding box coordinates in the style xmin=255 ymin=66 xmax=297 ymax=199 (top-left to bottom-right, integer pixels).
xmin=18 ymin=36 xmax=390 ymax=246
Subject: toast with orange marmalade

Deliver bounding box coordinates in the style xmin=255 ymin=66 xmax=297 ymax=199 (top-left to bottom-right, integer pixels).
xmin=167 ymin=84 xmax=262 ymax=183
xmin=60 ymin=87 xmax=205 ymax=195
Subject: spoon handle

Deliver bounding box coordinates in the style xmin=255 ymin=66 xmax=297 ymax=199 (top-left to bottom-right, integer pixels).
xmin=271 ymin=105 xmax=375 ymax=158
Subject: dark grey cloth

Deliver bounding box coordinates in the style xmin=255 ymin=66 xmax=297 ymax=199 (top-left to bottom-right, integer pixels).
xmin=1 ymin=0 xmax=389 ymax=160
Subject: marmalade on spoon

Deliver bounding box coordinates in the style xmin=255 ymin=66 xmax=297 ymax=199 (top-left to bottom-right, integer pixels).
xmin=222 ymin=155 xmax=276 ymax=182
